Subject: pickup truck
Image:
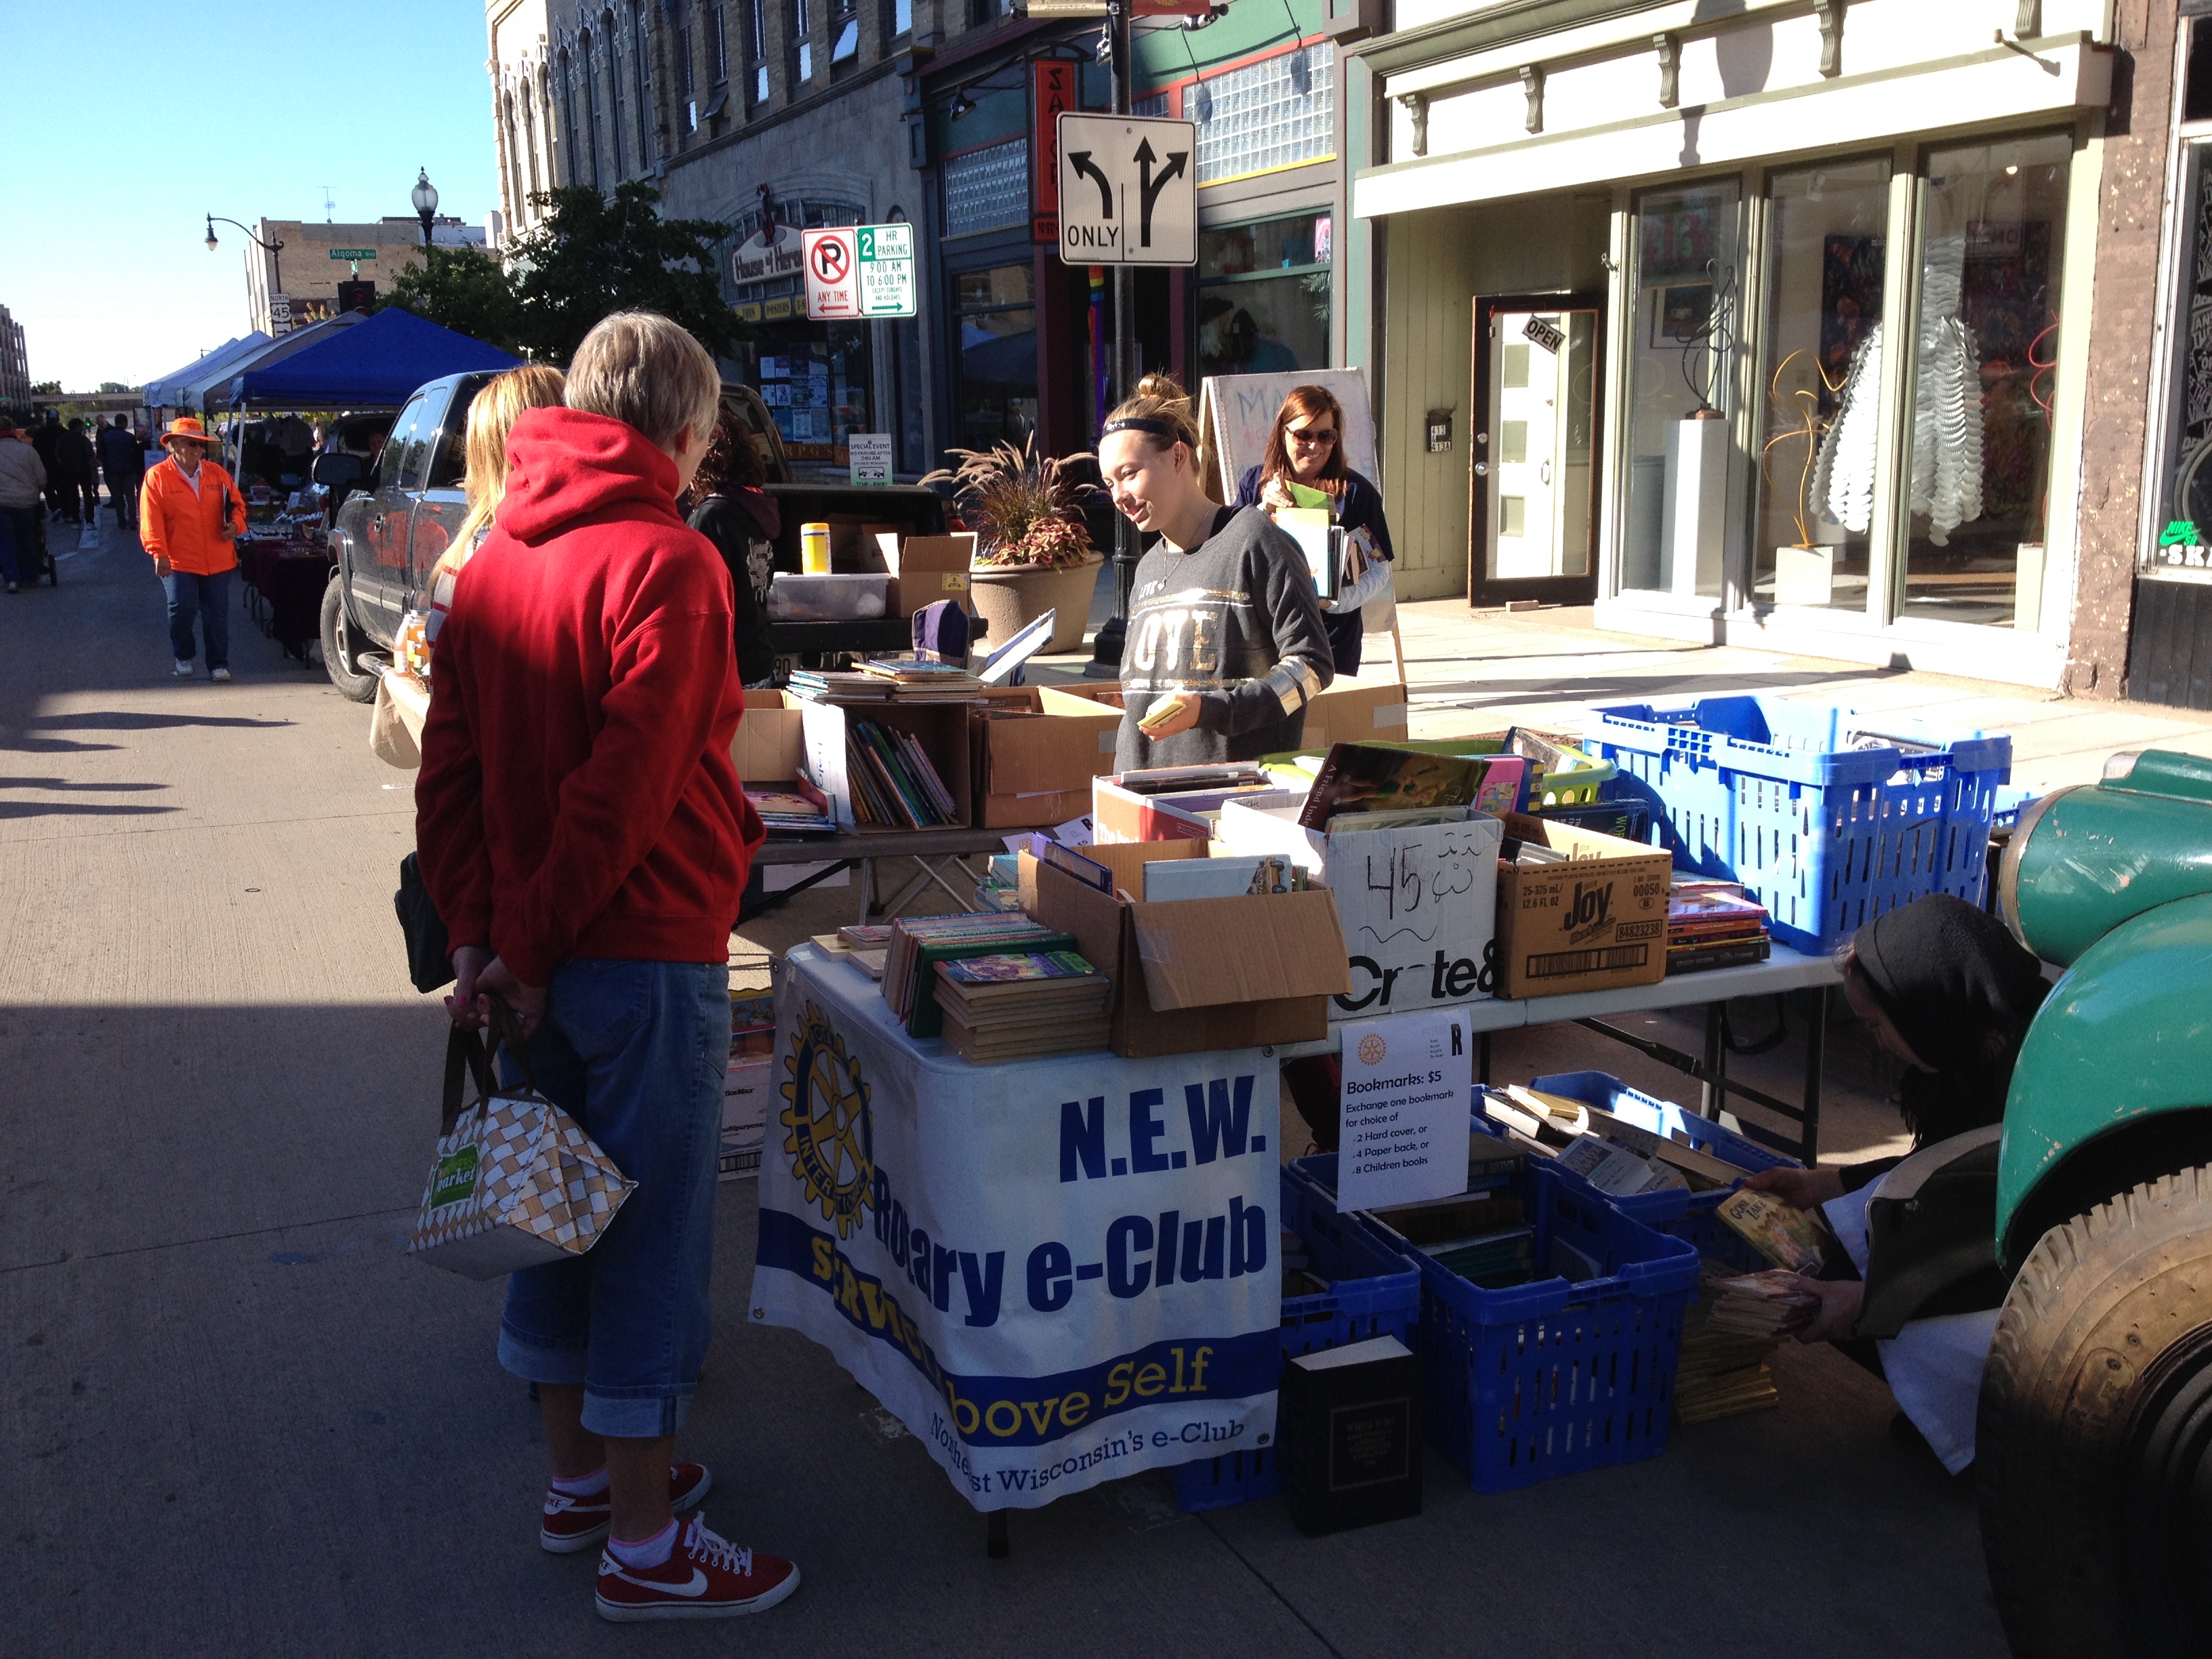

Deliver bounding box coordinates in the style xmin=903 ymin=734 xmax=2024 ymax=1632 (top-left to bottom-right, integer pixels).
xmin=319 ymin=375 xmax=948 ymax=702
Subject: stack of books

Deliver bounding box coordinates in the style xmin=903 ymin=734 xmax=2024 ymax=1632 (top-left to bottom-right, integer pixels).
xmin=974 ymin=853 xmax=1024 ymax=913
xmin=1294 ymin=743 xmax=1524 ymax=832
xmin=1370 ymin=1181 xmax=1534 ymax=1290
xmin=845 ymin=718 xmax=962 ymax=830
xmin=745 ymin=778 xmax=836 ymax=838
xmin=1667 ymin=878 xmax=1771 ymax=973
xmin=858 ymin=655 xmax=983 ymax=700
xmin=810 ymin=924 xmax=893 ymax=981
xmin=1675 ymin=1267 xmax=1816 ymax=1424
xmin=881 ymin=914 xmax=1071 ymax=1033
xmin=786 ymin=669 xmax=893 ymax=701
xmin=934 ymin=949 xmax=1111 ymax=1063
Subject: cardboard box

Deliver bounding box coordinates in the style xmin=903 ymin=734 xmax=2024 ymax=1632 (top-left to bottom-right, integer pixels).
xmin=1303 ymin=672 xmax=1411 ymax=749
xmin=800 ymin=699 xmax=972 ymax=832
xmin=880 ymin=533 xmax=978 ymax=618
xmin=1216 ymin=795 xmax=1503 ymax=1017
xmin=1092 ymin=775 xmax=1293 ymax=844
xmin=970 ymin=691 xmax=1122 ymax=829
xmin=1027 ymin=840 xmax=1347 ymax=1057
xmin=1492 ymin=813 xmax=1672 ymax=999
xmin=732 ymin=689 xmax=808 ymax=784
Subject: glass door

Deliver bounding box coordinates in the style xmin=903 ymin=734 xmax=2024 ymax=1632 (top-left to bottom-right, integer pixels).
xmin=1469 ymin=293 xmax=1602 ymax=607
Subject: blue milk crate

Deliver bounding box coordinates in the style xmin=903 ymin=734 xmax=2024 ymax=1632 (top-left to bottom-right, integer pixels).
xmin=1167 ymin=1161 xmax=1423 ymax=1513
xmin=1517 ymin=1072 xmax=1803 ymax=1273
xmin=1296 ymin=1153 xmax=1698 ymax=1495
xmin=1584 ymin=695 xmax=2012 ymax=955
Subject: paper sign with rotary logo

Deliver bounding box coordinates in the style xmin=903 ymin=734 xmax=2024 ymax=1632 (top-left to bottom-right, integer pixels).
xmin=409 ymin=1022 xmax=636 ymax=1280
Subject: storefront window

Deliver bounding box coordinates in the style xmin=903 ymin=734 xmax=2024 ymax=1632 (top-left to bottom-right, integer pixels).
xmin=2158 ymin=144 xmax=2212 ymax=552
xmin=1623 ymin=180 xmax=1742 ymax=597
xmin=729 ymin=326 xmax=874 ymax=463
xmin=1196 ymin=211 xmax=1330 ymax=380
xmin=1901 ymin=132 xmax=2070 ymax=628
xmin=1753 ymin=157 xmax=1889 ymax=611
xmin=954 ymin=264 xmax=1037 ymax=451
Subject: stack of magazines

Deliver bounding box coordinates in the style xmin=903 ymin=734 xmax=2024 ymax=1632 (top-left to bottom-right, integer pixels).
xmin=1667 ymin=878 xmax=1771 ymax=973
xmin=858 ymin=656 xmax=983 ymax=699
xmin=744 ymin=778 xmax=835 ymax=838
xmin=846 ymin=718 xmax=962 ymax=830
xmin=786 ymin=669 xmax=893 ymax=701
xmin=1675 ymin=1266 xmax=1816 ymax=1423
xmin=935 ymin=949 xmax=1111 ymax=1064
xmin=881 ymin=914 xmax=1069 ymax=1032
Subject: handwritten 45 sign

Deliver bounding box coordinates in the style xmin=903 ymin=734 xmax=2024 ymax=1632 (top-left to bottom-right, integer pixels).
xmin=1054 ymin=112 xmax=1197 ymax=268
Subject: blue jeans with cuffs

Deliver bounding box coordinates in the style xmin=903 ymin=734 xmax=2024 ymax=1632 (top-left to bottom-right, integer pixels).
xmin=496 ymin=957 xmax=730 ymax=1439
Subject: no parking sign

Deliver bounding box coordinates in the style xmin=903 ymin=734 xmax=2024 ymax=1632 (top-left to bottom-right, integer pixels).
xmin=803 ymin=224 xmax=918 ymax=320
xmin=802 ymin=227 xmax=858 ymax=319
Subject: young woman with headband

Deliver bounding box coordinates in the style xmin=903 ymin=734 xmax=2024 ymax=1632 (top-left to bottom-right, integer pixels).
xmin=1234 ymin=384 xmax=1394 ymax=676
xmin=1097 ymin=373 xmax=1334 ymax=769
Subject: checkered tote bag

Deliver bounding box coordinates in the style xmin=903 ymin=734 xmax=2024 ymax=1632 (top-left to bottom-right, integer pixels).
xmin=407 ymin=1007 xmax=636 ymax=1280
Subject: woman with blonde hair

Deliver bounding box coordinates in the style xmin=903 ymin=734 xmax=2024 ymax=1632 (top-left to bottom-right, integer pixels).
xmin=1233 ymin=382 xmax=1394 ymax=676
xmin=423 ymin=363 xmax=568 ymax=657
xmin=1098 ymin=373 xmax=1332 ymax=769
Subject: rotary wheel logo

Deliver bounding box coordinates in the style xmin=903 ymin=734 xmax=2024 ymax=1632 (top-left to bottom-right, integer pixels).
xmin=1357 ymin=1033 xmax=1387 ymax=1066
xmin=779 ymin=1002 xmax=875 ymax=1238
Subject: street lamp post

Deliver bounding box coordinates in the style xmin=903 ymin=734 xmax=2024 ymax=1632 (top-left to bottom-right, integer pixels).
xmin=204 ymin=214 xmax=286 ymax=330
xmin=412 ymin=169 xmax=440 ymax=248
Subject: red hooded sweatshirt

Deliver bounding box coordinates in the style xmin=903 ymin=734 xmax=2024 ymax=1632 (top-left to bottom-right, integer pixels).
xmin=415 ymin=406 xmax=764 ymax=988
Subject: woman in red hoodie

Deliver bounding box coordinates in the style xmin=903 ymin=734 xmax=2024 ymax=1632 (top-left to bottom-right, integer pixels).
xmin=415 ymin=312 xmax=791 ymax=1624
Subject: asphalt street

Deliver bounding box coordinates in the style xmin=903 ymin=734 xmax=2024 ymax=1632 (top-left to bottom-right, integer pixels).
xmin=2 ymin=518 xmax=2005 ymax=1658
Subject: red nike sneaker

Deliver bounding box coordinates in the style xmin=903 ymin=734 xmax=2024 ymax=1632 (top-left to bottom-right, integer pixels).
xmin=594 ymin=1515 xmax=800 ymax=1622
xmin=539 ymin=1463 xmax=712 ymax=1553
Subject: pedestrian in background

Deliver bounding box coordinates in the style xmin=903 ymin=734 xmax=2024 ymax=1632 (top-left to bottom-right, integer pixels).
xmin=0 ymin=418 xmax=45 ymax=593
xmin=1235 ymin=384 xmax=1395 ymax=677
xmin=53 ymin=418 xmax=98 ymax=525
xmin=140 ymin=416 xmax=246 ymax=681
xmin=415 ymin=312 xmax=793 ymax=1624
xmin=684 ymin=403 xmax=779 ymax=688
xmin=31 ymin=413 xmax=62 ymax=519
xmin=98 ymin=415 xmax=145 ymax=529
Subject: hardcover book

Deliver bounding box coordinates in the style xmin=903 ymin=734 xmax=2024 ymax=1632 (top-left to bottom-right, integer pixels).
xmin=1282 ymin=1334 xmax=1423 ymax=1537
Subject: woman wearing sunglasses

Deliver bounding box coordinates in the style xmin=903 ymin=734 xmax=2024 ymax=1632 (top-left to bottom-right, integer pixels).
xmin=1235 ymin=384 xmax=1395 ymax=676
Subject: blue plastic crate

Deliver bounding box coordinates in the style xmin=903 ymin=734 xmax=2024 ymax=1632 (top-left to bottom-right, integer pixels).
xmin=1296 ymin=1153 xmax=1697 ymax=1495
xmin=1517 ymin=1072 xmax=1803 ymax=1273
xmin=1584 ymin=695 xmax=2012 ymax=955
xmin=1166 ymin=1161 xmax=1422 ymax=1513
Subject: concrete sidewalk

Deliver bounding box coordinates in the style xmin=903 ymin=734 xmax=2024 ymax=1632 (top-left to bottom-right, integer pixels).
xmin=3 ymin=529 xmax=2003 ymax=1658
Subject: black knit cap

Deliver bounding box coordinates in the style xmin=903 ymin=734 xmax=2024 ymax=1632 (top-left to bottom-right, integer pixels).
xmin=1852 ymin=893 xmax=2047 ymax=1076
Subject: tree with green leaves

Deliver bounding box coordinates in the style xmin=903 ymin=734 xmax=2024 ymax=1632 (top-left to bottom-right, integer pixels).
xmin=384 ymin=246 xmax=525 ymax=356
xmin=507 ymin=183 xmax=741 ymax=365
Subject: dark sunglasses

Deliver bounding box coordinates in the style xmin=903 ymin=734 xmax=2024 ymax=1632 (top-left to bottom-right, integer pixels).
xmin=1288 ymin=426 xmax=1337 ymax=445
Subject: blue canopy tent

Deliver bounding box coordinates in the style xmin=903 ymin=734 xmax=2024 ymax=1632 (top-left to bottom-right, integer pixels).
xmin=145 ymin=333 xmax=269 ymax=410
xmin=222 ymin=307 xmax=520 ymax=410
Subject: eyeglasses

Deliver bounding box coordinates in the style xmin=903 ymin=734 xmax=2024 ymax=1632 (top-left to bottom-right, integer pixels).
xmin=1288 ymin=426 xmax=1337 ymax=446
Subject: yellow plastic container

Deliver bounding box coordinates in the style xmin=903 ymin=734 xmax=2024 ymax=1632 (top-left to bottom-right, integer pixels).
xmin=799 ymin=521 xmax=832 ymax=574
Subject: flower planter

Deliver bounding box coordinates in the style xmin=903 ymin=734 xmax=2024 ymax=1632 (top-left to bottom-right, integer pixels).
xmin=968 ymin=556 xmax=1103 ymax=654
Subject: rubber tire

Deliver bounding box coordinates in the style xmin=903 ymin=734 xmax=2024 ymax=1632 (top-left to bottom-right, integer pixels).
xmin=1978 ymin=1163 xmax=2212 ymax=1658
xmin=321 ymin=576 xmax=379 ymax=703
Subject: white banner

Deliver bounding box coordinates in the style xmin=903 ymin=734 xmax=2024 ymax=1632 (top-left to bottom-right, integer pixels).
xmin=750 ymin=951 xmax=1281 ymax=1510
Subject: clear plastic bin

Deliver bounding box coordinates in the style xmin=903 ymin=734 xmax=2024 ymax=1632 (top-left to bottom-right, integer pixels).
xmin=765 ymin=573 xmax=891 ymax=620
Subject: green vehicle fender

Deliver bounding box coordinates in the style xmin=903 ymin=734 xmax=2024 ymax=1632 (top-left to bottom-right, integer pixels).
xmin=1998 ymin=891 xmax=2212 ymax=1271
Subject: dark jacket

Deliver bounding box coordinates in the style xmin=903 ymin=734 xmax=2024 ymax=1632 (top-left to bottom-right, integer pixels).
xmin=53 ymin=427 xmax=96 ymax=485
xmin=1235 ymin=464 xmax=1393 ymax=676
xmin=96 ymin=426 xmax=144 ymax=480
xmin=687 ymin=488 xmax=779 ymax=687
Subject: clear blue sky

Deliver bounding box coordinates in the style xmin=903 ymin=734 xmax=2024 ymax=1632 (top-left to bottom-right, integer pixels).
xmin=1 ymin=2 xmax=501 ymax=392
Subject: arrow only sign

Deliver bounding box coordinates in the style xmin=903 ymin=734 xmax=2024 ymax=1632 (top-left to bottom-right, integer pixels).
xmin=1054 ymin=112 xmax=1197 ymax=268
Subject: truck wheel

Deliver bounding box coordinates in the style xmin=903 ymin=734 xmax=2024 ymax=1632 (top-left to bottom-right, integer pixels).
xmin=1978 ymin=1163 xmax=2212 ymax=1657
xmin=321 ymin=577 xmax=379 ymax=703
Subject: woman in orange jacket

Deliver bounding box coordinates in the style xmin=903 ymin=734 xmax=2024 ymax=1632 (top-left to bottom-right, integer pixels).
xmin=141 ymin=416 xmax=248 ymax=681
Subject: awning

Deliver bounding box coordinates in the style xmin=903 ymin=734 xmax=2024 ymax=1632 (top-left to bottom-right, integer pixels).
xmin=199 ymin=313 xmax=369 ymax=412
xmin=222 ymin=307 xmax=522 ymax=410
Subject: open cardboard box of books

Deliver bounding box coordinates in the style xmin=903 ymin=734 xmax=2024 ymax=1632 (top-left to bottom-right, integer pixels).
xmin=1493 ymin=812 xmax=1672 ymax=998
xmin=800 ymin=699 xmax=972 ymax=833
xmin=968 ymin=687 xmax=1123 ymax=828
xmin=1025 ymin=839 xmax=1349 ymax=1057
xmin=874 ymin=531 xmax=978 ymax=619
xmin=731 ymin=689 xmax=808 ymax=785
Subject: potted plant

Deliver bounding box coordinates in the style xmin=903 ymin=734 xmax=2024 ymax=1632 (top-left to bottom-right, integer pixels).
xmin=922 ymin=438 xmax=1101 ymax=653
